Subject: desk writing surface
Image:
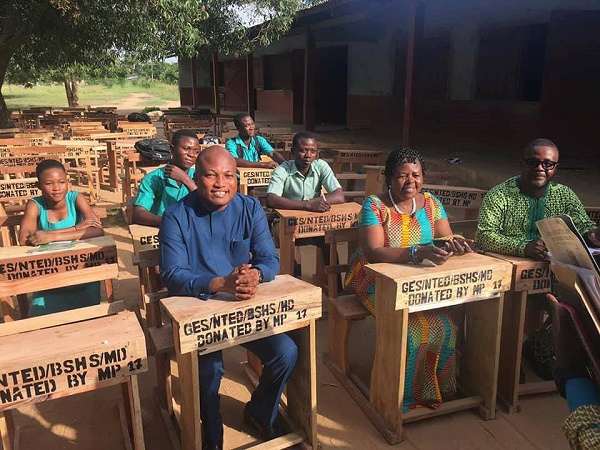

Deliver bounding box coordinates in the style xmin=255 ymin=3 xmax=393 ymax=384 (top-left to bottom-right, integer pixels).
xmin=161 ymin=275 xmax=322 ymax=355
xmin=0 ymin=311 xmax=147 ymax=410
xmin=365 ymin=252 xmax=512 ymax=312
xmin=486 ymin=252 xmax=550 ymax=293
xmin=276 ymin=202 xmax=361 ymax=238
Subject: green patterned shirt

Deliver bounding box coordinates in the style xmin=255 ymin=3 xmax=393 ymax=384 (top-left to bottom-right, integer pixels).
xmin=477 ymin=176 xmax=595 ymax=256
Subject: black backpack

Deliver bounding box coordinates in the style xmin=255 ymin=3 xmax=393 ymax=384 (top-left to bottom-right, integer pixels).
xmin=127 ymin=112 xmax=151 ymax=122
xmin=135 ymin=139 xmax=171 ymax=162
xmin=236 ymin=136 xmax=263 ymax=159
xmin=201 ymin=134 xmax=220 ymax=145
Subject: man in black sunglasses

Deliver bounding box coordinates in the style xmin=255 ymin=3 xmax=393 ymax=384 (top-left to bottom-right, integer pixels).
xmin=477 ymin=138 xmax=600 ymax=260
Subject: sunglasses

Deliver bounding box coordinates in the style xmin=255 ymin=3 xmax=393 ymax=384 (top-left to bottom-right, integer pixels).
xmin=521 ymin=158 xmax=558 ymax=170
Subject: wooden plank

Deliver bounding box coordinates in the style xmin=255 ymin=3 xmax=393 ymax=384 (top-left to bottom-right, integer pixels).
xmin=369 ymin=276 xmax=407 ymax=444
xmin=460 ymin=296 xmax=503 ymax=419
xmin=175 ymin=337 xmax=202 ymax=450
xmin=422 ymin=185 xmax=487 ymax=210
xmin=366 ymin=253 xmax=512 ymax=312
xmin=126 ymin=375 xmax=146 ymax=450
xmin=0 ymin=178 xmax=39 ymax=202
xmin=286 ymin=323 xmax=318 ymax=447
xmin=0 ymin=263 xmax=118 ymax=297
xmin=276 ymin=202 xmax=361 ymax=239
xmin=162 ymin=275 xmax=322 ymax=355
xmin=585 ymin=206 xmax=600 ymax=226
xmin=486 ymin=253 xmax=551 ymax=293
xmin=244 ymin=432 xmax=305 ymax=450
xmin=0 ymin=235 xmax=117 ymax=283
xmin=129 ymin=224 xmax=160 ymax=254
xmin=0 ymin=312 xmax=147 ymax=411
xmin=0 ymin=301 xmax=124 ymax=337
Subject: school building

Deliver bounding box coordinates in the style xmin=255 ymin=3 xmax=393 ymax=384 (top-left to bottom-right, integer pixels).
xmin=178 ymin=0 xmax=600 ymax=158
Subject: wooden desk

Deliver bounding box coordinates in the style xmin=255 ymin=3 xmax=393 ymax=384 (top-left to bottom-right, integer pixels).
xmin=276 ymin=203 xmax=361 ymax=275
xmin=161 ymin=275 xmax=321 ymax=450
xmin=129 ymin=225 xmax=162 ymax=325
xmin=238 ymin=167 xmax=273 ymax=195
xmin=0 ymin=310 xmax=147 ymax=450
xmin=486 ymin=253 xmax=553 ymax=413
xmin=355 ymin=253 xmax=511 ymax=443
xmin=0 ymin=178 xmax=38 ymax=202
xmin=329 ymin=149 xmax=383 ymax=174
xmin=585 ymin=206 xmax=600 ymax=226
xmin=0 ymin=236 xmax=118 ymax=321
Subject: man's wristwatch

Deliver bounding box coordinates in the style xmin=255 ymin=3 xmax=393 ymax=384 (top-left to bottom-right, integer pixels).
xmin=255 ymin=267 xmax=264 ymax=283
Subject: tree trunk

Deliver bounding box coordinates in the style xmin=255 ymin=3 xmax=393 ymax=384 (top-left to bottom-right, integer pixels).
xmin=70 ymin=74 xmax=79 ymax=107
xmin=0 ymin=47 xmax=15 ymax=128
xmin=63 ymin=72 xmax=79 ymax=107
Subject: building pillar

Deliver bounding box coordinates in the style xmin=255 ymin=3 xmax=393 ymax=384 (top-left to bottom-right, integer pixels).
xmin=212 ymin=52 xmax=221 ymax=115
xmin=190 ymin=57 xmax=198 ymax=108
xmin=303 ymin=29 xmax=316 ymax=131
xmin=449 ymin=24 xmax=479 ymax=100
xmin=402 ymin=0 xmax=424 ymax=147
xmin=246 ymin=53 xmax=255 ymax=118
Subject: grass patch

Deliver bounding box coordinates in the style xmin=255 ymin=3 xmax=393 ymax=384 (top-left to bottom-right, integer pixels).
xmin=2 ymin=80 xmax=179 ymax=109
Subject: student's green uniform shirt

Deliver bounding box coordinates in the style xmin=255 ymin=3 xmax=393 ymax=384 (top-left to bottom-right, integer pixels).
xmin=267 ymin=159 xmax=341 ymax=201
xmin=134 ymin=166 xmax=195 ymax=216
xmin=225 ymin=135 xmax=274 ymax=162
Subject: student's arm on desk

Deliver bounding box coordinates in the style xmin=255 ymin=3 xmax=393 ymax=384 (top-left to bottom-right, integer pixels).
xmin=476 ymin=191 xmax=527 ymax=256
xmin=19 ymin=195 xmax=103 ymax=246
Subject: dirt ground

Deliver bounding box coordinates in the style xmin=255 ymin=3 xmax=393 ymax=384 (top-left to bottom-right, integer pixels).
xmin=7 ymin=120 xmax=595 ymax=449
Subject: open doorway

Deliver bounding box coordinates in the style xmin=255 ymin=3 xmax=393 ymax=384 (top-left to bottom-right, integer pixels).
xmin=315 ymin=45 xmax=348 ymax=126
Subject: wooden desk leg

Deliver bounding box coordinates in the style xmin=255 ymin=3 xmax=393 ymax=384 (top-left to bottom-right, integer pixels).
xmin=239 ymin=184 xmax=248 ymax=195
xmin=0 ymin=410 xmax=16 ymax=450
xmin=462 ymin=295 xmax=503 ymax=420
xmin=287 ymin=321 xmax=318 ymax=447
xmin=497 ymin=290 xmax=527 ymax=413
xmin=176 ymin=345 xmax=202 ymax=450
xmin=370 ymin=277 xmax=407 ymax=444
xmin=104 ymin=279 xmax=115 ymax=302
xmin=1 ymin=296 xmax=18 ymax=322
xmin=279 ymin=226 xmax=295 ymax=276
xmin=127 ymin=375 xmax=146 ymax=450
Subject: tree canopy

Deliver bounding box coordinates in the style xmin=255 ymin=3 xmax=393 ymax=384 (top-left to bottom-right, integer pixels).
xmin=0 ymin=0 xmax=323 ymax=124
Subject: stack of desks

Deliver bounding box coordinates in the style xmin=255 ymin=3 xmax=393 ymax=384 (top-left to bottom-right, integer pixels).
xmin=326 ymin=253 xmax=512 ymax=444
xmin=160 ymin=274 xmax=321 ymax=449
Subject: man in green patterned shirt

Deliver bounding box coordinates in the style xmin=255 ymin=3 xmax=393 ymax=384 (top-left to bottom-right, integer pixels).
xmin=477 ymin=138 xmax=600 ymax=259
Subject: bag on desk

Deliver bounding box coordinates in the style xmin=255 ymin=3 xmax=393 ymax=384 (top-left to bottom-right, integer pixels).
xmin=135 ymin=139 xmax=171 ymax=162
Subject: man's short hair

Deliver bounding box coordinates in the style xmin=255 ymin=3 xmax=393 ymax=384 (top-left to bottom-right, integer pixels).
xmin=233 ymin=112 xmax=252 ymax=129
xmin=524 ymin=138 xmax=558 ymax=153
xmin=36 ymin=159 xmax=66 ymax=179
xmin=172 ymin=129 xmax=199 ymax=148
xmin=292 ymin=131 xmax=316 ymax=152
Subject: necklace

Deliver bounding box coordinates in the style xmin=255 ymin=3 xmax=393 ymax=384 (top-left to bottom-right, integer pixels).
xmin=388 ymin=188 xmax=417 ymax=216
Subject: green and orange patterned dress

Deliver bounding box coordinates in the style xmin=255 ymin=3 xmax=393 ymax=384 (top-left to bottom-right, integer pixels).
xmin=344 ymin=193 xmax=458 ymax=412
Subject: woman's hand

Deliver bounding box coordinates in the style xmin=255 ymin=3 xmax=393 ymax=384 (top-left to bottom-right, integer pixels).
xmin=26 ymin=230 xmax=50 ymax=245
xmin=75 ymin=218 xmax=102 ymax=230
xmin=444 ymin=237 xmax=474 ymax=256
xmin=416 ymin=245 xmax=452 ymax=265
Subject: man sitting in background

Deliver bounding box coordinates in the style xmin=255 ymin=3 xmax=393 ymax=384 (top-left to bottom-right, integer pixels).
xmin=132 ymin=129 xmax=200 ymax=226
xmin=267 ymin=131 xmax=344 ymax=277
xmin=225 ymin=113 xmax=286 ymax=169
xmin=477 ymin=138 xmax=600 ymax=258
